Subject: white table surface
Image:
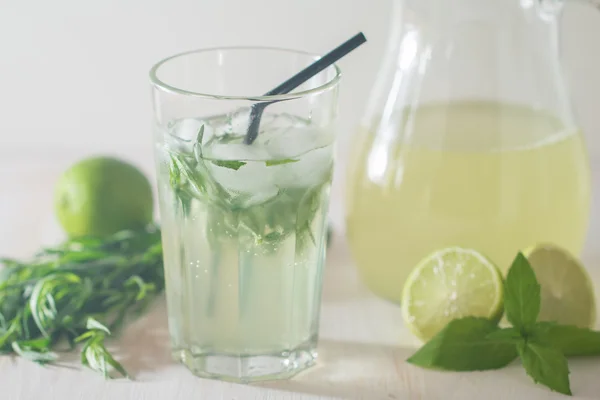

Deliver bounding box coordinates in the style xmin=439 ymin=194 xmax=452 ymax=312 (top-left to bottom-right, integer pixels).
xmin=1 ymin=149 xmax=600 ymax=400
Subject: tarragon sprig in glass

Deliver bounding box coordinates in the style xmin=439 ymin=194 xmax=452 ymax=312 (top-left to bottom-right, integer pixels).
xmin=166 ymin=125 xmax=330 ymax=250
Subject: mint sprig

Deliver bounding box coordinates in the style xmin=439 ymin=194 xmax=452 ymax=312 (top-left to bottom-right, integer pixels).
xmin=408 ymin=252 xmax=600 ymax=396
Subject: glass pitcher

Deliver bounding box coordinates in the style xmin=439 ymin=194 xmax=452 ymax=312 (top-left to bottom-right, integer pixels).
xmin=345 ymin=0 xmax=594 ymax=303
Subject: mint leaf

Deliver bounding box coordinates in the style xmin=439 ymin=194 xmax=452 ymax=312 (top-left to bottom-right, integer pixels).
xmin=407 ymin=317 xmax=518 ymax=371
xmin=486 ymin=327 xmax=523 ymax=344
xmin=503 ymin=253 xmax=540 ymax=332
xmin=210 ymin=160 xmax=247 ymax=170
xmin=265 ymin=158 xmax=299 ymax=166
xmin=518 ymin=341 xmax=571 ymax=395
xmin=532 ymin=322 xmax=600 ymax=357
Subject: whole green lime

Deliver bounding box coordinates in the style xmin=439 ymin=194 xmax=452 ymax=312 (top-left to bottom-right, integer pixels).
xmin=54 ymin=156 xmax=154 ymax=237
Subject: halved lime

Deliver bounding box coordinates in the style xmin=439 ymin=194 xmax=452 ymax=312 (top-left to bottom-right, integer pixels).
xmin=523 ymin=244 xmax=596 ymax=329
xmin=401 ymin=247 xmax=504 ymax=341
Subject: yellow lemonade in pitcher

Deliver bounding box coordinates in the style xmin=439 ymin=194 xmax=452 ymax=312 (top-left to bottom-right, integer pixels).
xmin=345 ymin=101 xmax=591 ymax=303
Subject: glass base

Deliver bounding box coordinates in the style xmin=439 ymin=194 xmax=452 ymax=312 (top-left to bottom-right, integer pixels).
xmin=173 ymin=341 xmax=318 ymax=383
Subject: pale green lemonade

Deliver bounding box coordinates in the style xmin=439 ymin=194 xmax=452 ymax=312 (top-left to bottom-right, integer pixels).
xmin=154 ymin=111 xmax=333 ymax=381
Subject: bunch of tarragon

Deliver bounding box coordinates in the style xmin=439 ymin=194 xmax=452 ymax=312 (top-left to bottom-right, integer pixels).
xmin=0 ymin=224 xmax=164 ymax=378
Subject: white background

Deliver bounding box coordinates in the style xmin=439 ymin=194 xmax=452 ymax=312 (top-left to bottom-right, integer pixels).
xmin=1 ymin=0 xmax=599 ymax=227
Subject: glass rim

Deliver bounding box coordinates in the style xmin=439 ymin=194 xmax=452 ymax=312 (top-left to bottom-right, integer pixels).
xmin=149 ymin=46 xmax=342 ymax=101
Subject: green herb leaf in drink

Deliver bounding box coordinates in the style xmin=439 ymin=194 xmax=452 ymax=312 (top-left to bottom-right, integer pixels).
xmin=193 ymin=125 xmax=205 ymax=162
xmin=265 ymin=158 xmax=299 ymax=166
xmin=295 ymin=185 xmax=323 ymax=250
xmin=196 ymin=124 xmax=205 ymax=145
xmin=210 ymin=160 xmax=247 ymax=170
xmin=168 ymin=155 xmax=194 ymax=215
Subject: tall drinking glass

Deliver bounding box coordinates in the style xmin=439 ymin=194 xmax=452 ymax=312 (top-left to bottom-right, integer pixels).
xmin=149 ymin=47 xmax=340 ymax=382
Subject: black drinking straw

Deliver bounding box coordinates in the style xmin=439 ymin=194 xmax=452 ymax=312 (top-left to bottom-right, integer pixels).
xmin=244 ymin=32 xmax=367 ymax=145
